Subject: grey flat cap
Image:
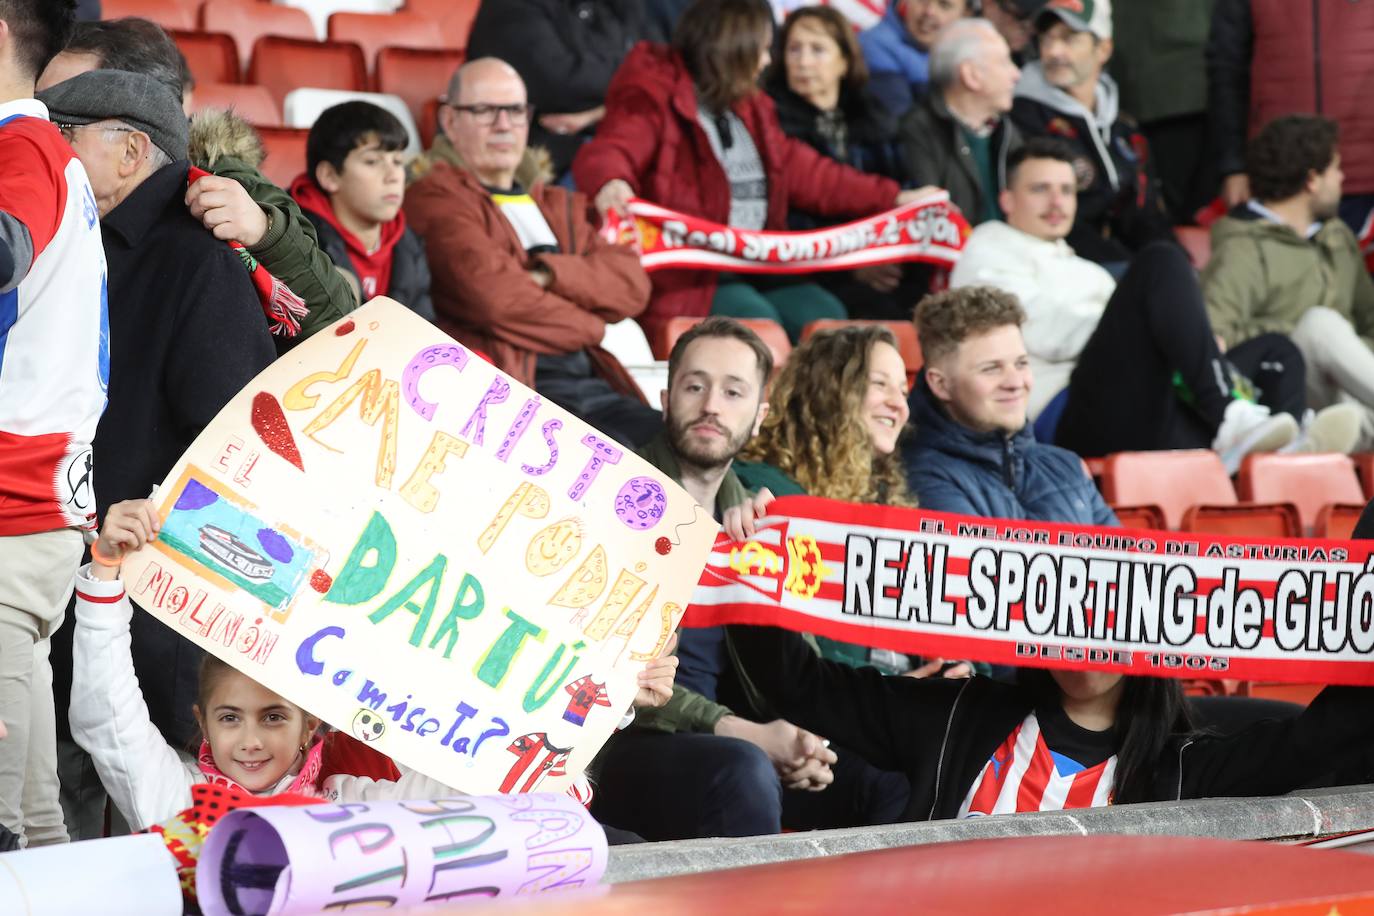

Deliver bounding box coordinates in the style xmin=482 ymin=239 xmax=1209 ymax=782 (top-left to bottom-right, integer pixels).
xmin=38 ymin=69 xmax=188 ymax=161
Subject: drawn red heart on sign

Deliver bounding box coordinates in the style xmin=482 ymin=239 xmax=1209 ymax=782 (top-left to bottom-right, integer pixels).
xmin=251 ymin=392 xmax=304 ymax=471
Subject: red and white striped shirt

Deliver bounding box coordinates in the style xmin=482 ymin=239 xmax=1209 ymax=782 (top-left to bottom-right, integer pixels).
xmin=959 ymin=713 xmax=1117 ymax=817
xmin=0 ymin=98 xmax=108 ymax=536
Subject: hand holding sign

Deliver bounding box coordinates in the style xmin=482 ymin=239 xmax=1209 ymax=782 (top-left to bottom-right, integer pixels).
xmin=120 ymin=299 xmax=718 ymax=795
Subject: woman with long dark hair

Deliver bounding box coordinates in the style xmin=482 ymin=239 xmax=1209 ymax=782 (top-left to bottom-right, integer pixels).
xmin=574 ymin=0 xmax=933 ymax=343
xmin=726 ymin=623 xmax=1371 ymax=816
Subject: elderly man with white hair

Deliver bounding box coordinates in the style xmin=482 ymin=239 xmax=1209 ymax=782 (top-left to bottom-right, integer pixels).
xmin=897 ymin=16 xmax=1023 ymax=225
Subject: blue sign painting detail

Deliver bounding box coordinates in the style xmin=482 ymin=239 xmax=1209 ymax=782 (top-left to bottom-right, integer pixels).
xmin=160 ymin=477 xmax=315 ymax=611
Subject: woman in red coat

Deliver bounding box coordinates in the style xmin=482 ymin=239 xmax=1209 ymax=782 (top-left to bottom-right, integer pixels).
xmin=573 ymin=0 xmax=931 ymax=345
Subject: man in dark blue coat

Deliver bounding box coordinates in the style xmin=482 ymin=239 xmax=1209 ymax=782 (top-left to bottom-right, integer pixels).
xmin=903 ymin=285 xmax=1116 ymax=526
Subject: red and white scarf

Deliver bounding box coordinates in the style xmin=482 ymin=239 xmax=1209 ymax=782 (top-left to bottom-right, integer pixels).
xmin=601 ymin=192 xmax=970 ymax=274
xmin=188 ymin=166 xmax=309 ymax=337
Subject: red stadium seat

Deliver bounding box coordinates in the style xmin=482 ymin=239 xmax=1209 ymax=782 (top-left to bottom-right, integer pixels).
xmin=1100 ymin=450 xmax=1235 ymax=530
xmin=255 ymin=126 xmax=310 ymax=188
xmin=1175 ymin=225 xmax=1212 ymax=270
xmin=248 ymin=36 xmax=368 ymax=108
xmin=1110 ymin=504 xmax=1167 ymax=531
xmin=375 ymin=47 xmax=465 ymax=129
xmin=1314 ymin=502 xmax=1365 ymax=540
xmin=190 ymin=82 xmax=281 ymax=127
xmin=203 ymin=0 xmax=316 ymax=71
xmin=801 ymin=319 xmax=923 ymax=383
xmin=1236 ymin=452 xmax=1364 ymax=533
xmin=328 ymin=12 xmax=445 ymax=75
xmin=101 ymin=0 xmax=196 ymax=30
xmin=1180 ymin=503 xmax=1302 ymax=539
xmin=436 ymin=0 xmax=482 ymax=49
xmin=655 ymin=316 xmax=792 ymax=373
xmin=171 ymin=30 xmax=240 ymax=86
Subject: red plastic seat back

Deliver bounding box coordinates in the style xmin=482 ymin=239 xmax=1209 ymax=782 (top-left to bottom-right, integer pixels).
xmin=172 ymin=30 xmax=241 ymax=86
xmin=375 ymin=47 xmax=465 ymax=137
xmin=1180 ymin=503 xmax=1302 ymax=539
xmin=328 ymin=11 xmax=445 ymax=77
xmin=248 ymin=36 xmax=368 ymax=108
xmin=1101 ymin=450 xmax=1237 ymax=530
xmin=1236 ymin=453 xmax=1364 ymax=533
xmin=203 ymin=0 xmax=316 ymax=71
xmin=255 ymin=126 xmax=310 ymax=188
xmin=189 ymin=82 xmax=281 ymax=127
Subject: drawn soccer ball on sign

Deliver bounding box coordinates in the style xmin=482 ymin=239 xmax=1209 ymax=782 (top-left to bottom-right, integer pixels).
xmin=351 ymin=709 xmax=386 ymax=742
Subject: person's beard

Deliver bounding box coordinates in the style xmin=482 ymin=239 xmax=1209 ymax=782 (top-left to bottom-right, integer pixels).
xmin=667 ymin=410 xmax=752 ymax=472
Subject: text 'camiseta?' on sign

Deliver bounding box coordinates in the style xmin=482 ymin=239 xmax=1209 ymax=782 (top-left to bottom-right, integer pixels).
xmin=120 ymin=298 xmax=717 ymax=795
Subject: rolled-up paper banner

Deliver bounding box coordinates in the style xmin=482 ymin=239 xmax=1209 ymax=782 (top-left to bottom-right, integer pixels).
xmin=0 ymin=833 xmax=181 ymax=915
xmin=197 ymin=794 xmax=607 ymax=915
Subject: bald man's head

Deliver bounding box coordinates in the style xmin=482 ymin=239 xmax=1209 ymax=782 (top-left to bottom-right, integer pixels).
xmin=440 ymin=57 xmax=530 ymax=190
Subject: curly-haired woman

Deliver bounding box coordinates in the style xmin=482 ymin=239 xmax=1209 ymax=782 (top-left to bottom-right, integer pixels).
xmin=734 ymin=324 xmax=936 ymax=674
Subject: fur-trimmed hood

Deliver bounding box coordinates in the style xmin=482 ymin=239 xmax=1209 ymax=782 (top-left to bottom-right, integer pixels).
xmin=408 ymin=132 xmax=554 ymax=188
xmin=188 ymin=108 xmax=265 ymax=170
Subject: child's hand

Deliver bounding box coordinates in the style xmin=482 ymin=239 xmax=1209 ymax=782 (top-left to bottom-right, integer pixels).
xmin=632 ymin=631 xmax=679 ymax=709
xmin=94 ymin=499 xmax=160 ymax=565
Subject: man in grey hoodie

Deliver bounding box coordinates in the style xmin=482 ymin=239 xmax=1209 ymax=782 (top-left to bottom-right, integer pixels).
xmin=1009 ymin=0 xmax=1172 ymax=267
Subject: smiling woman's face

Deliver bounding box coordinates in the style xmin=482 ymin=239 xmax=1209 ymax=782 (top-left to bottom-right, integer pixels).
xmin=863 ymin=341 xmax=911 ymax=455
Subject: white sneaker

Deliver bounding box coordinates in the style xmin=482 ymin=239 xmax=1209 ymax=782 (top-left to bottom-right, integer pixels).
xmin=1282 ymin=404 xmax=1363 ymax=455
xmin=1212 ymin=400 xmax=1299 ymax=474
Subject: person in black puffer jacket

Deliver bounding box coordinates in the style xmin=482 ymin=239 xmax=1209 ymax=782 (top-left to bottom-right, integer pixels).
xmin=465 ymin=0 xmax=658 ymax=178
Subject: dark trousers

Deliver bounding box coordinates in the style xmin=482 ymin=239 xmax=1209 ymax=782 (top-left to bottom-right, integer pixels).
xmin=1056 ymin=243 xmax=1305 ymax=457
xmin=590 ymin=727 xmax=910 ymax=841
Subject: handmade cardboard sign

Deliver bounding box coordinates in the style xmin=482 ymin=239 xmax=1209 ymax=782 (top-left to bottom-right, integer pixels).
xmin=120 ymin=298 xmax=717 ymax=795
xmin=687 ymin=496 xmax=1374 ymax=685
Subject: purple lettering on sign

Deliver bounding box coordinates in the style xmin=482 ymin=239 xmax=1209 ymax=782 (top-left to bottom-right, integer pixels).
xmin=496 ymin=396 xmax=541 ymax=463
xmin=462 ymin=378 xmax=512 ymax=447
xmin=614 ymin=477 xmax=667 ymax=530
xmin=522 ymin=420 xmax=562 ymax=476
xmin=403 ymin=345 xmax=469 ymax=421
xmin=568 ymin=435 xmax=623 ymax=502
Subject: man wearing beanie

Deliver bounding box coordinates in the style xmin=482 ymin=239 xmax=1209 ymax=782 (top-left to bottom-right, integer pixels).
xmin=38 ymin=69 xmax=274 ymax=758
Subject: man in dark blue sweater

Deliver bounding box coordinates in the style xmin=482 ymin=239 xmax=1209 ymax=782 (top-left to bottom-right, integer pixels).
xmin=904 ymin=285 xmax=1118 ymax=526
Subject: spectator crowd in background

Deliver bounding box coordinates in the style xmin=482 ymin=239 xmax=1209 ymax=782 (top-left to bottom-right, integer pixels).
xmin=4 ymin=0 xmax=1374 ymax=858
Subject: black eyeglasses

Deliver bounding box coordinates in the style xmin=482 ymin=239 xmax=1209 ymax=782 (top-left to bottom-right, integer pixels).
xmin=447 ymin=103 xmax=534 ymax=127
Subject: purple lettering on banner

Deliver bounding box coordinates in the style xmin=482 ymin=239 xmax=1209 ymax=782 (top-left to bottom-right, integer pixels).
xmin=614 ymin=477 xmax=667 ymax=530
xmin=568 ymin=435 xmax=623 ymax=502
xmin=402 ymin=344 xmax=469 ymax=421
xmin=462 ymin=378 xmax=512 ymax=447
xmin=522 ymin=420 xmax=562 ymax=476
xmin=496 ymin=396 xmax=541 ymax=462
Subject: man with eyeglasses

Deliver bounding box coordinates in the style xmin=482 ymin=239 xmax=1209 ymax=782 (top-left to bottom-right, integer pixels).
xmin=1010 ymin=0 xmax=1172 ymax=269
xmin=0 ymin=0 xmax=104 ymax=850
xmin=37 ymin=69 xmax=274 ymax=776
xmin=406 ymin=57 xmax=661 ymax=448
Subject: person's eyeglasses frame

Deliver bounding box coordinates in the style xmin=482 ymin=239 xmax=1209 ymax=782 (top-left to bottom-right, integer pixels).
xmin=54 ymin=121 xmax=138 ymax=143
xmin=445 ymin=103 xmax=535 ymax=127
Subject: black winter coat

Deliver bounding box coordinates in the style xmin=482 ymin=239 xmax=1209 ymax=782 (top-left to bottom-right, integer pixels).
xmin=768 ymin=81 xmax=908 ymax=185
xmin=302 ymin=211 xmax=435 ymax=323
xmin=728 ymin=623 xmax=1374 ymax=821
xmin=898 ymin=91 xmax=1022 ymax=227
xmin=53 ymin=161 xmax=276 ymax=749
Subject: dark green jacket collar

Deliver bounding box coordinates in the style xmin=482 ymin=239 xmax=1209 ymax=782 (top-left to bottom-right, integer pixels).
xmin=638 ymin=432 xmax=750 ymax=515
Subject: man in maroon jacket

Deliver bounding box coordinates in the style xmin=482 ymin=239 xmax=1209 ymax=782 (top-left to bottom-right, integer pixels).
xmin=405 ymin=58 xmax=661 ymax=447
xmin=1208 ymin=0 xmax=1374 ymax=231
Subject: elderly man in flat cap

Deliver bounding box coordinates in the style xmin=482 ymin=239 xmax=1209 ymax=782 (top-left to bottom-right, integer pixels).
xmin=38 ymin=69 xmax=275 ymax=784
